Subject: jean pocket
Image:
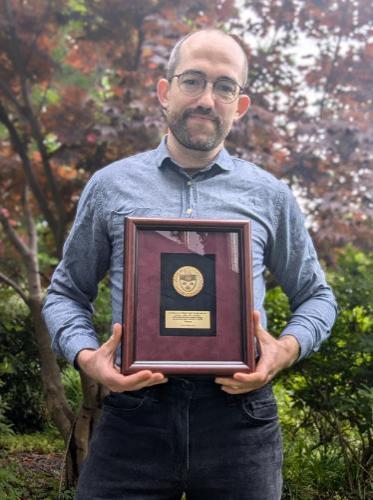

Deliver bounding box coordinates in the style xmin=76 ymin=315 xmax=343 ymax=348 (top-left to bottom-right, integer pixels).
xmin=240 ymin=395 xmax=279 ymax=425
xmin=103 ymin=390 xmax=149 ymax=414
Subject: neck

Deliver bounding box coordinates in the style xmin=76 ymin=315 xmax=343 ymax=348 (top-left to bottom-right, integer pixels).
xmin=166 ymin=133 xmax=222 ymax=169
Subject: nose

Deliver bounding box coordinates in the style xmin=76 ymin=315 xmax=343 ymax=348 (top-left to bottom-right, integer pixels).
xmin=194 ymin=81 xmax=216 ymax=108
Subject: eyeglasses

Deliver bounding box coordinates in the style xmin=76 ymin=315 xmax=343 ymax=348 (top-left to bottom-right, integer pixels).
xmin=169 ymin=71 xmax=244 ymax=103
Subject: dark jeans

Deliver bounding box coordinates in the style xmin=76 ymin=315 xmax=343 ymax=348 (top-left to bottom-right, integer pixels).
xmin=76 ymin=377 xmax=283 ymax=500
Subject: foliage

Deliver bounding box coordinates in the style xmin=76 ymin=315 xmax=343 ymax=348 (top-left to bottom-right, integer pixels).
xmin=275 ymin=384 xmax=349 ymax=500
xmin=0 ymin=288 xmax=46 ymax=432
xmin=237 ymin=0 xmax=372 ymax=257
xmin=0 ymin=428 xmax=66 ymax=500
xmin=267 ymin=246 xmax=373 ymax=498
xmin=0 ymin=462 xmax=26 ymax=500
xmin=0 ymin=245 xmax=371 ymax=498
xmin=0 ymin=428 xmax=63 ymax=454
xmin=0 ymin=277 xmax=111 ymax=430
xmin=93 ymin=278 xmax=113 ymax=342
xmin=62 ymin=366 xmax=83 ymax=413
xmin=0 ymin=0 xmax=371 ymax=276
xmin=0 ymin=380 xmax=14 ymax=437
xmin=0 ymin=455 xmax=74 ymax=500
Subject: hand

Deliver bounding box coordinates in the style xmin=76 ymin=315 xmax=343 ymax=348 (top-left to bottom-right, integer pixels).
xmin=76 ymin=323 xmax=168 ymax=392
xmin=215 ymin=310 xmax=300 ymax=394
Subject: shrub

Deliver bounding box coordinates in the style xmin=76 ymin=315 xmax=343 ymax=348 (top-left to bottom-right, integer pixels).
xmin=62 ymin=366 xmax=83 ymax=412
xmin=267 ymin=245 xmax=373 ymax=498
xmin=0 ymin=380 xmax=14 ymax=437
xmin=0 ymin=290 xmax=46 ymax=432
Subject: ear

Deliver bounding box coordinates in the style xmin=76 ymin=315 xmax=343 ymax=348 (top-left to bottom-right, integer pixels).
xmin=234 ymin=94 xmax=251 ymax=121
xmin=157 ymin=78 xmax=170 ymax=110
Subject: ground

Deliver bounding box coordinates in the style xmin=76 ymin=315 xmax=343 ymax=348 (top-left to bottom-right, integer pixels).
xmin=0 ymin=445 xmax=75 ymax=499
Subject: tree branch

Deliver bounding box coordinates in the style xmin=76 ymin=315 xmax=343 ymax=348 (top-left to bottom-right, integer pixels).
xmin=0 ymin=100 xmax=58 ymax=234
xmin=23 ymin=1 xmax=52 ymax=72
xmin=0 ymin=77 xmax=26 ymax=118
xmin=319 ymin=33 xmax=343 ymax=119
xmin=0 ymin=209 xmax=30 ymax=260
xmin=23 ymin=185 xmax=37 ymax=257
xmin=132 ymin=22 xmax=145 ymax=71
xmin=0 ymin=271 xmax=29 ymax=306
xmin=4 ymin=0 xmax=67 ymax=243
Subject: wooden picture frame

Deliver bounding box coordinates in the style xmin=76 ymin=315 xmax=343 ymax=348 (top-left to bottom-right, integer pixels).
xmin=121 ymin=217 xmax=255 ymax=375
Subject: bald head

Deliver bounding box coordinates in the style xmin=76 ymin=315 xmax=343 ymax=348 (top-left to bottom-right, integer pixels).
xmin=166 ymin=29 xmax=249 ymax=87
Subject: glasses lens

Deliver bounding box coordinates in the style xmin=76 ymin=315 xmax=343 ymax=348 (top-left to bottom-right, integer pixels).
xmin=214 ymin=79 xmax=239 ymax=102
xmin=178 ymin=72 xmax=205 ymax=96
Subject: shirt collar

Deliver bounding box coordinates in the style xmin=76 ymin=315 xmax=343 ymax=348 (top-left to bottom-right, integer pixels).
xmin=154 ymin=135 xmax=234 ymax=172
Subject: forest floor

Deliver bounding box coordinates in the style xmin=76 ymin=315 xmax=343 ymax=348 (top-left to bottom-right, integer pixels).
xmin=0 ymin=432 xmax=74 ymax=499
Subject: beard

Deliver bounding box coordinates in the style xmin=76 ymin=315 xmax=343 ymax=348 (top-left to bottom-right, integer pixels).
xmin=166 ymin=106 xmax=229 ymax=152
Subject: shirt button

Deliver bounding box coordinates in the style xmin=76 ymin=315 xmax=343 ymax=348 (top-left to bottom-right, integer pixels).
xmin=186 ymin=208 xmax=193 ymax=215
xmin=187 ymin=181 xmax=192 ymax=187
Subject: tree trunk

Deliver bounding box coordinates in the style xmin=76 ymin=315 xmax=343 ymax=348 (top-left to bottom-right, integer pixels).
xmin=26 ymin=234 xmax=74 ymax=437
xmin=1 ymin=190 xmax=103 ymax=487
xmin=65 ymin=372 xmax=107 ymax=485
xmin=26 ymin=248 xmax=104 ymax=487
xmin=29 ymin=298 xmax=74 ymax=435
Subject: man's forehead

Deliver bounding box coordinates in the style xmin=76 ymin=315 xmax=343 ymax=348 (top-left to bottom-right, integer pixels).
xmin=176 ymin=31 xmax=245 ymax=77
xmin=181 ymin=31 xmax=241 ymax=58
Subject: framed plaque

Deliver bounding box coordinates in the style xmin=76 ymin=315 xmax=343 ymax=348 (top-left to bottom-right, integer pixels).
xmin=121 ymin=218 xmax=255 ymax=375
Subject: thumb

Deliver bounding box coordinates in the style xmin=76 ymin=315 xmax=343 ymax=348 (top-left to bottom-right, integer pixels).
xmin=253 ymin=310 xmax=266 ymax=359
xmin=253 ymin=310 xmax=263 ymax=336
xmin=103 ymin=323 xmax=122 ymax=353
xmin=253 ymin=310 xmax=272 ymax=342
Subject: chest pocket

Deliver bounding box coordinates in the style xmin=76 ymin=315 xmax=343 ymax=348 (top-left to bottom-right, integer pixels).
xmin=110 ymin=208 xmax=167 ymax=263
xmin=110 ymin=208 xmax=166 ymax=232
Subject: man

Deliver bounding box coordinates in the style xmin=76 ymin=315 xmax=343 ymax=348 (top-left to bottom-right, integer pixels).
xmin=43 ymin=29 xmax=337 ymax=499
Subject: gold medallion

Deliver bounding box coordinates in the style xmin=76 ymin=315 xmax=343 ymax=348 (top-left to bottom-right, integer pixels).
xmin=172 ymin=266 xmax=204 ymax=297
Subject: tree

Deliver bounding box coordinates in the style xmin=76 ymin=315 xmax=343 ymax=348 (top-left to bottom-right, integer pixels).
xmin=233 ymin=0 xmax=372 ymax=258
xmin=0 ymin=0 xmax=239 ymax=485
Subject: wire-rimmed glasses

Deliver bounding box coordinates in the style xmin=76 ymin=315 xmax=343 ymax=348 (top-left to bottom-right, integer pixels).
xmin=169 ymin=70 xmax=244 ymax=103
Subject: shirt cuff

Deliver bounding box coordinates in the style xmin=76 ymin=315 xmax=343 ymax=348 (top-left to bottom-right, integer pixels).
xmin=63 ymin=335 xmax=100 ymax=367
xmin=280 ymin=325 xmax=314 ymax=361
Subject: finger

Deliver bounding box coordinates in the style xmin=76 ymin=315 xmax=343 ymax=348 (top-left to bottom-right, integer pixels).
xmin=102 ymin=323 xmax=122 ymax=354
xmin=215 ymin=376 xmax=236 ymax=385
xmin=112 ymin=364 xmax=167 ymax=384
xmin=215 ymin=374 xmax=252 ymax=386
xmin=253 ymin=309 xmax=263 ymax=334
xmin=253 ymin=310 xmax=268 ymax=358
xmin=104 ymin=369 xmax=151 ymax=390
xmin=115 ymin=374 xmax=168 ymax=392
xmin=147 ymin=376 xmax=169 ymax=387
xmin=222 ymin=382 xmax=243 ymax=391
xmin=221 ymin=385 xmax=246 ymax=394
xmin=215 ymin=376 xmax=247 ymax=392
xmin=124 ymin=370 xmax=154 ymax=385
xmin=149 ymin=372 xmax=168 ymax=382
xmin=234 ymin=370 xmax=268 ymax=387
xmin=124 ymin=372 xmax=168 ymax=391
xmin=221 ymin=383 xmax=261 ymax=394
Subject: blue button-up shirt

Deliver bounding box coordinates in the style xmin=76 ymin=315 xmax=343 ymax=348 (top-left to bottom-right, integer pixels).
xmin=42 ymin=138 xmax=337 ymax=366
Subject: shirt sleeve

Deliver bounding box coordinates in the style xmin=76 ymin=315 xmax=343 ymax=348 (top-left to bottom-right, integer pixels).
xmin=266 ymin=185 xmax=338 ymax=360
xmin=42 ymin=175 xmax=111 ymax=365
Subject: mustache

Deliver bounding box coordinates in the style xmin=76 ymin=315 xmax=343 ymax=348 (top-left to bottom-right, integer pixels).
xmin=182 ymin=107 xmax=220 ymax=123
